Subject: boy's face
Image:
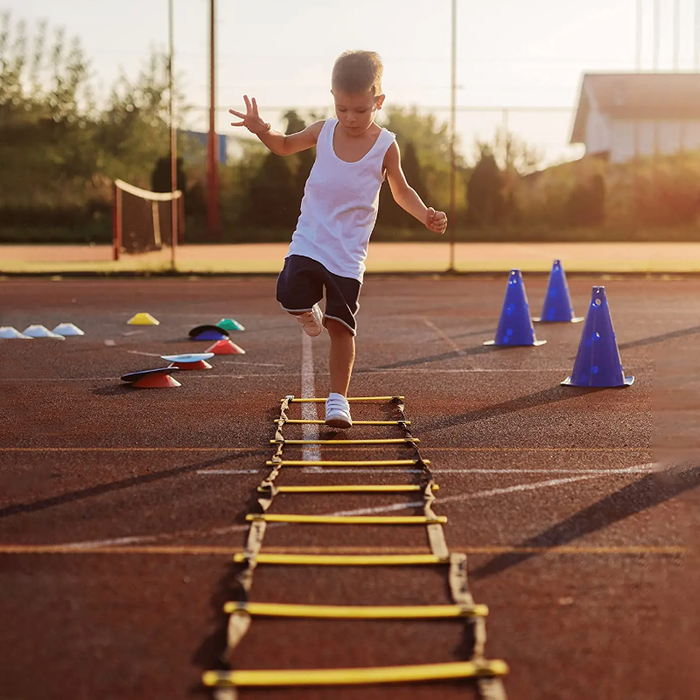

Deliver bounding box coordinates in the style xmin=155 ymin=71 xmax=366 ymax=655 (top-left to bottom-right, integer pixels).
xmin=331 ymin=88 xmax=385 ymax=136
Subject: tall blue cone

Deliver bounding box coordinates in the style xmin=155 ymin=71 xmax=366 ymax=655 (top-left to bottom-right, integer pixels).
xmin=533 ymin=259 xmax=584 ymax=323
xmin=562 ymin=286 xmax=634 ymax=387
xmin=484 ymin=270 xmax=546 ymax=347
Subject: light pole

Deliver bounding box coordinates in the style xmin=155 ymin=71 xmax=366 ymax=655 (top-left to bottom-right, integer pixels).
xmin=448 ymin=0 xmax=457 ymax=273
xmin=636 ymin=0 xmax=643 ymax=70
xmin=653 ymin=0 xmax=660 ymax=70
xmin=696 ymin=0 xmax=700 ymax=69
xmin=673 ymin=0 xmax=680 ymax=70
xmin=206 ymin=0 xmax=220 ymax=239
xmin=168 ymin=0 xmax=178 ymax=269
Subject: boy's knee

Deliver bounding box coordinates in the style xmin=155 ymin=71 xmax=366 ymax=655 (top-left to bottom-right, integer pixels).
xmin=325 ymin=317 xmax=354 ymax=336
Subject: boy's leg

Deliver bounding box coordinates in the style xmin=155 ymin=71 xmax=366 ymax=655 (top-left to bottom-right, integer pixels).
xmin=326 ymin=318 xmax=355 ymax=396
xmin=276 ymin=256 xmax=324 ymax=335
xmin=321 ymin=270 xmax=360 ymax=429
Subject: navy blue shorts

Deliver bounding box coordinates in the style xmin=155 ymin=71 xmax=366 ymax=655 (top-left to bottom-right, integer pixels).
xmin=276 ymin=255 xmax=362 ymax=335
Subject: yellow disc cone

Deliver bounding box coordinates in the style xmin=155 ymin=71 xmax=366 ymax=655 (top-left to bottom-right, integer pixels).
xmin=127 ymin=313 xmax=160 ymax=326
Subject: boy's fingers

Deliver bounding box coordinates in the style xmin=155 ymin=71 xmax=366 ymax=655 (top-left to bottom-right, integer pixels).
xmin=252 ymin=97 xmax=259 ymax=115
xmin=243 ymin=94 xmax=251 ymax=111
xmin=229 ymin=109 xmax=244 ymax=118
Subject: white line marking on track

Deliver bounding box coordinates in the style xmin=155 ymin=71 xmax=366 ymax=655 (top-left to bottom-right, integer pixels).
xmin=0 ymin=373 xmax=297 ymax=382
xmin=196 ymin=469 xmax=260 ymax=475
xmin=220 ymin=361 xmax=284 ymax=367
xmin=45 ymin=470 xmax=642 ymax=551
xmin=438 ymin=474 xmax=603 ymax=503
xmin=422 ymin=318 xmax=465 ymax=355
xmin=303 ymin=465 xmax=657 ymax=475
xmin=301 ymin=330 xmax=321 ymax=463
xmin=367 ymin=368 xmax=581 ymax=373
xmin=127 ymin=350 xmax=163 ymax=357
xmin=364 ymin=366 xmax=652 ymax=373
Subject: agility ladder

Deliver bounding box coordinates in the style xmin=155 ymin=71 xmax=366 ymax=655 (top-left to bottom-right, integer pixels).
xmin=203 ymin=395 xmax=508 ymax=698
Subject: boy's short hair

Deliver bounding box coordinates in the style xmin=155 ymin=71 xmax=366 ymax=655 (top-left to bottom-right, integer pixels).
xmin=332 ymin=51 xmax=383 ymax=96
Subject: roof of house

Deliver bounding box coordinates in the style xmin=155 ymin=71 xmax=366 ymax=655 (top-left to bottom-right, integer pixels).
xmin=570 ymin=72 xmax=700 ymax=144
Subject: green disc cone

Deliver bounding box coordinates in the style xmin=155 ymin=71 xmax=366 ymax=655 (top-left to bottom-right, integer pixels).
xmin=217 ymin=318 xmax=245 ymax=331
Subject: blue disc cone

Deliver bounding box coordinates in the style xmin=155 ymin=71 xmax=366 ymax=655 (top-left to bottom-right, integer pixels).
xmin=484 ymin=270 xmax=546 ymax=347
xmin=562 ymin=286 xmax=634 ymax=388
xmin=533 ymin=259 xmax=584 ymax=323
xmin=193 ymin=329 xmax=228 ymax=341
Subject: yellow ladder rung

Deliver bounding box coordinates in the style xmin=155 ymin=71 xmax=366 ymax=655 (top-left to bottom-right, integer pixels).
xmin=265 ymin=460 xmax=429 ymax=467
xmin=203 ymin=660 xmax=508 ymax=687
xmin=257 ymin=484 xmax=438 ymax=494
xmin=246 ymin=514 xmax=447 ymax=525
xmin=271 ymin=438 xmax=419 ymax=445
xmin=280 ymin=419 xmax=410 ymax=425
xmin=233 ymin=553 xmax=448 ymax=566
xmin=286 ymin=396 xmax=404 ymax=403
xmin=223 ymin=601 xmax=488 ymax=618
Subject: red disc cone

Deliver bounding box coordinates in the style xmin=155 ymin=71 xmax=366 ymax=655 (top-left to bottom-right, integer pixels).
xmin=133 ymin=374 xmax=181 ymax=388
xmin=207 ymin=339 xmax=246 ymax=355
xmin=169 ymin=360 xmax=212 ymax=370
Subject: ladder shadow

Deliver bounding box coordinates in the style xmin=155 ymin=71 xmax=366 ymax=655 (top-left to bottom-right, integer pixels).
xmin=470 ymin=466 xmax=700 ymax=582
xmin=0 ymin=452 xmax=267 ymax=520
xmin=190 ymin=560 xmax=246 ymax=693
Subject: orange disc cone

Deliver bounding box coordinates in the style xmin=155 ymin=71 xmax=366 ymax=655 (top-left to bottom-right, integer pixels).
xmin=207 ymin=339 xmax=246 ymax=355
xmin=168 ymin=360 xmax=212 ymax=370
xmin=133 ymin=374 xmax=181 ymax=388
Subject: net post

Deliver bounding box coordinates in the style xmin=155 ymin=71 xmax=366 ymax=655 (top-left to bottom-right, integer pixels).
xmin=170 ymin=195 xmax=178 ymax=270
xmin=178 ymin=194 xmax=185 ymax=244
xmin=112 ymin=182 xmax=122 ymax=262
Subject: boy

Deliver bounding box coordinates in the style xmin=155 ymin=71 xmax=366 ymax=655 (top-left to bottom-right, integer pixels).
xmin=229 ymin=50 xmax=447 ymax=429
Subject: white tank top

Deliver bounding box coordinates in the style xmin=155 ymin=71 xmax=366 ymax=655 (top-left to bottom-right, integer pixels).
xmin=287 ymin=118 xmax=396 ymax=282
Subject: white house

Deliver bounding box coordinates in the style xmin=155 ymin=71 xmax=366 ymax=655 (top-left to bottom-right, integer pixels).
xmin=570 ymin=72 xmax=700 ymax=163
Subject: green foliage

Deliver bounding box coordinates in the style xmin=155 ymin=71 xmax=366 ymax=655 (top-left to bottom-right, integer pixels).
xmin=4 ymin=11 xmax=700 ymax=245
xmin=0 ymin=11 xmax=181 ymax=231
xmin=466 ymin=147 xmax=504 ymax=225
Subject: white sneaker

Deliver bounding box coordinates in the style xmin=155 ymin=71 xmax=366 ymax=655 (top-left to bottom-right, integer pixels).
xmin=295 ymin=303 xmax=324 ymax=337
xmin=325 ymin=393 xmax=352 ymax=429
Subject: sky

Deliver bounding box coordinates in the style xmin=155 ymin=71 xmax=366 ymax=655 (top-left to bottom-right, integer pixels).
xmin=5 ymin=0 xmax=700 ymax=165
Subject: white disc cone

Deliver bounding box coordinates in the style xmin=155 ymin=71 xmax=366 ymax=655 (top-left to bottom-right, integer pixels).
xmin=52 ymin=323 xmax=85 ymax=336
xmin=0 ymin=326 xmax=32 ymax=339
xmin=22 ymin=324 xmax=65 ymax=339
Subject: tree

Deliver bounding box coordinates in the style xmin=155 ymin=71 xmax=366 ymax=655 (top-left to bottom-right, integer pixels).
xmin=284 ymin=109 xmax=315 ymax=206
xmin=0 ymin=11 xmax=187 ymax=234
xmin=377 ymin=139 xmax=428 ymax=228
xmin=567 ymin=173 xmax=605 ymax=225
xmin=467 ymin=146 xmax=504 ymax=225
xmin=0 ymin=12 xmax=95 ymax=209
xmin=375 ymin=106 xmax=463 ymax=231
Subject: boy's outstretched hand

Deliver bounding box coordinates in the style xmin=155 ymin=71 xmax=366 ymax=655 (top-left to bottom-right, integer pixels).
xmin=229 ymin=95 xmax=270 ymax=136
xmin=426 ymin=207 xmax=447 ymax=234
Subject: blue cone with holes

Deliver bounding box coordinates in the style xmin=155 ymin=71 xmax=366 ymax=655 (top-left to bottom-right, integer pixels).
xmin=533 ymin=259 xmax=584 ymax=323
xmin=562 ymin=286 xmax=634 ymax=387
xmin=484 ymin=269 xmax=546 ymax=347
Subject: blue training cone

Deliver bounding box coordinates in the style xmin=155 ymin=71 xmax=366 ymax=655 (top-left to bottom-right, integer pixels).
xmin=484 ymin=270 xmax=546 ymax=347
xmin=533 ymin=259 xmax=584 ymax=323
xmin=561 ymin=286 xmax=634 ymax=388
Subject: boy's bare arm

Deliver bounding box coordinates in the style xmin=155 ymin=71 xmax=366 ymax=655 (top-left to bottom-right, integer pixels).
xmin=229 ymin=95 xmax=323 ymax=155
xmin=384 ymin=142 xmax=447 ymax=234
